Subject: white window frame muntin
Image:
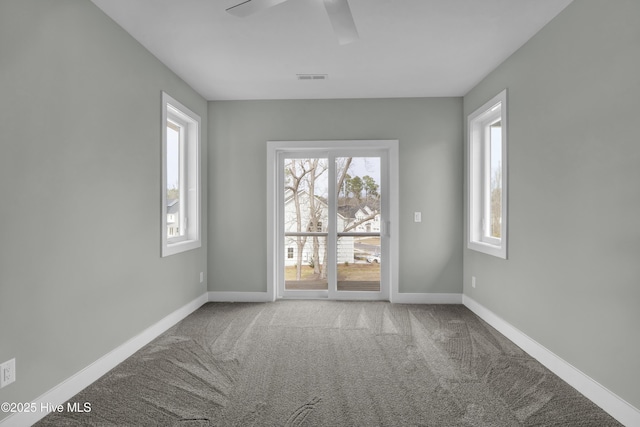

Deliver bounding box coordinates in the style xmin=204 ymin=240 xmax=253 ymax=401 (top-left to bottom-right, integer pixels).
xmin=161 ymin=92 xmax=201 ymax=257
xmin=468 ymin=89 xmax=508 ymax=259
xmin=267 ymin=140 xmax=399 ymax=302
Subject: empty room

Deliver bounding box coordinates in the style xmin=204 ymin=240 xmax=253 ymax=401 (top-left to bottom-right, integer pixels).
xmin=0 ymin=0 xmax=638 ymax=425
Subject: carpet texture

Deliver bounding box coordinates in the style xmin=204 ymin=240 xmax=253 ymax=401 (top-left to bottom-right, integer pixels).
xmin=37 ymin=301 xmax=620 ymax=426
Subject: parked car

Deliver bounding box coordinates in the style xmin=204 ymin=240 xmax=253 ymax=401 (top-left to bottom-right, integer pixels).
xmin=366 ymin=253 xmax=381 ymax=263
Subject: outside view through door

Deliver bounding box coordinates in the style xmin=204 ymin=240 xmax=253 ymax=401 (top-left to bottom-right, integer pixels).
xmin=284 ymin=157 xmax=381 ymax=292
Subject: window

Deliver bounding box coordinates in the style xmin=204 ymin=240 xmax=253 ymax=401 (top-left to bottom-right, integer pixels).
xmin=161 ymin=92 xmax=201 ymax=257
xmin=468 ymin=89 xmax=507 ymax=259
xmin=307 ymin=221 xmax=323 ymax=232
xmin=287 ymin=247 xmax=294 ymax=259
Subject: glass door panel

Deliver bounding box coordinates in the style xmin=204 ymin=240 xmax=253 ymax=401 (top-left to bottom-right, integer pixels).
xmin=284 ymin=235 xmax=328 ymax=290
xmin=283 ymin=157 xmax=329 ymax=293
xmin=276 ymin=148 xmax=390 ymax=301
xmin=335 ymin=157 xmax=382 ymax=293
xmin=337 ymin=236 xmax=380 ymax=292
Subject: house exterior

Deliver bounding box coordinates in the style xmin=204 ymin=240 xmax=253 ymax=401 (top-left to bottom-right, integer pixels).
xmin=338 ymin=205 xmax=380 ymax=233
xmin=284 ymin=190 xmax=380 ymax=266
xmin=167 ymin=199 xmax=181 ymax=238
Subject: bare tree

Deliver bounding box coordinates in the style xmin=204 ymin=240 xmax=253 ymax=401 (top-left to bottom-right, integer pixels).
xmin=336 ymin=158 xmax=352 ymax=198
xmin=306 ymin=159 xmax=327 ymax=276
xmin=285 ymin=159 xmax=311 ymax=280
xmin=342 ymin=211 xmax=380 ymax=232
xmin=286 ymin=156 xmax=381 ymax=281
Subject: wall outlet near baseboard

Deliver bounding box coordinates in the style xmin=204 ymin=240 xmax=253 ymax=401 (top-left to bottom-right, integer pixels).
xmin=472 ymin=276 xmax=476 ymax=289
xmin=0 ymin=358 xmax=16 ymax=388
xmin=200 ymin=272 xmax=204 ymax=283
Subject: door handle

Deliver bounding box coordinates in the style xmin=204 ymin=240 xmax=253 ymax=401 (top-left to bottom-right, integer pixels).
xmin=381 ymin=221 xmax=390 ymax=237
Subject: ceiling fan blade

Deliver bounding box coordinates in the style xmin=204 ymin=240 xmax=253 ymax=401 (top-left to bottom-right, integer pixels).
xmin=322 ymin=0 xmax=359 ymax=45
xmin=226 ymin=0 xmax=289 ymax=18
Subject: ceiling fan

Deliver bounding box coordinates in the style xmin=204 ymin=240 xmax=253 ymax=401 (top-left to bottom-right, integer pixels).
xmin=226 ymin=0 xmax=359 ymax=45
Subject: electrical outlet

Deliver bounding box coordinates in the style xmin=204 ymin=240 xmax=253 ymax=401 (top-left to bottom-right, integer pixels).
xmin=200 ymin=272 xmax=204 ymax=283
xmin=414 ymin=212 xmax=422 ymax=223
xmin=0 ymin=358 xmax=16 ymax=388
xmin=472 ymin=276 xmax=476 ymax=289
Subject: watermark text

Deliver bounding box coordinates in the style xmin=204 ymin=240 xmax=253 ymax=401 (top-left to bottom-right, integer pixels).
xmin=1 ymin=401 xmax=91 ymax=413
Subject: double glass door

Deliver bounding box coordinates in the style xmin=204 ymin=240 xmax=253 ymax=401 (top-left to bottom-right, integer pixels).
xmin=278 ymin=150 xmax=389 ymax=300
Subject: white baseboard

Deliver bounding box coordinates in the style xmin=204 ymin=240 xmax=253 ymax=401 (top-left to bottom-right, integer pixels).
xmin=462 ymin=295 xmax=640 ymax=427
xmin=0 ymin=293 xmax=208 ymax=427
xmin=207 ymin=291 xmax=462 ymax=305
xmin=208 ymin=291 xmax=273 ymax=302
xmin=392 ymin=292 xmax=462 ymax=304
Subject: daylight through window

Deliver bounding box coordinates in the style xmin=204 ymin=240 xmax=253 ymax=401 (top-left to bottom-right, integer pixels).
xmin=161 ymin=92 xmax=201 ymax=257
xmin=468 ymin=89 xmax=507 ymax=259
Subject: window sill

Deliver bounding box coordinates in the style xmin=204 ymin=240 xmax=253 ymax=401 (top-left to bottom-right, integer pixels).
xmin=162 ymin=239 xmax=201 ymax=257
xmin=467 ymin=240 xmax=506 ymax=259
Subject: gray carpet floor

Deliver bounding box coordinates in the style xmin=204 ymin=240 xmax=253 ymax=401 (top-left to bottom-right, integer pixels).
xmin=37 ymin=301 xmax=621 ymax=426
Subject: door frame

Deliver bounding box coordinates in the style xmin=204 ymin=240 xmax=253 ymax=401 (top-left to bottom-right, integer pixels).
xmin=266 ymin=140 xmax=399 ymax=301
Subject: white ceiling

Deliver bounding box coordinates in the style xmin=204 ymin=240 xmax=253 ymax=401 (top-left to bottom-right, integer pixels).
xmin=91 ymin=0 xmax=573 ymax=101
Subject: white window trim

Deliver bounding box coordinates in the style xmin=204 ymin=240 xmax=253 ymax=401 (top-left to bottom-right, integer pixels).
xmin=468 ymin=89 xmax=508 ymax=259
xmin=161 ymin=92 xmax=201 ymax=257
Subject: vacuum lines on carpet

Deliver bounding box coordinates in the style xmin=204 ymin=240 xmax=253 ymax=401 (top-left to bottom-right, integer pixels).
xmin=37 ymin=300 xmax=620 ymax=426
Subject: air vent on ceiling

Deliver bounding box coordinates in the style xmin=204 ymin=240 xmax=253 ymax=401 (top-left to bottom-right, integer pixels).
xmin=297 ymin=74 xmax=328 ymax=81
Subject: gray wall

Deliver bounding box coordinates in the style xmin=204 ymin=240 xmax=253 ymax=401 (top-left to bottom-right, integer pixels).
xmin=208 ymin=98 xmax=463 ymax=294
xmin=0 ymin=0 xmax=207 ymax=419
xmin=463 ymin=0 xmax=640 ymax=409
